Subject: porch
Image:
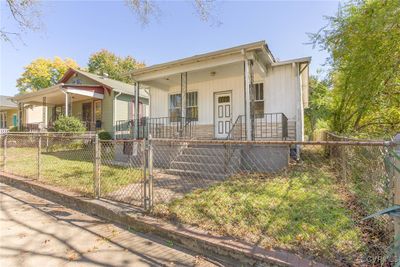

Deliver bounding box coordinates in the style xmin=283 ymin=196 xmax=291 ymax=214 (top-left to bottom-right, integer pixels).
xmin=115 ymin=112 xmax=290 ymax=140
xmin=13 ymin=84 xmax=105 ymax=132
xmin=129 ymin=41 xmax=307 ymax=141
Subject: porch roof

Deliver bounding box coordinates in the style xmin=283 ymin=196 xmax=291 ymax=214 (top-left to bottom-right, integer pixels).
xmin=0 ymin=95 xmax=17 ymax=110
xmin=60 ymin=68 xmax=149 ymax=99
xmin=12 ymin=84 xmax=104 ymax=105
xmin=130 ymin=40 xmax=275 ymax=82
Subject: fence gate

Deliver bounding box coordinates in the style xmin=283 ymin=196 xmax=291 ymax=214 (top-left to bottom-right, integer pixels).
xmin=99 ymin=139 xmax=151 ymax=209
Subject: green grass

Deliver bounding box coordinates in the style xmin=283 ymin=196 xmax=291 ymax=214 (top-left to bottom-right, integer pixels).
xmin=4 ymin=147 xmax=142 ymax=196
xmin=153 ymin=153 xmax=365 ymax=265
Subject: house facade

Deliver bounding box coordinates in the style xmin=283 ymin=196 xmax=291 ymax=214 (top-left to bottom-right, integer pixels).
xmin=12 ymin=68 xmax=149 ymax=137
xmin=0 ymin=95 xmax=18 ymax=133
xmin=130 ymin=41 xmax=310 ymax=141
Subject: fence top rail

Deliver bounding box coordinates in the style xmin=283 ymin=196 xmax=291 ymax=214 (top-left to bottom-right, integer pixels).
xmin=100 ymin=139 xmax=143 ymax=143
xmin=150 ymin=138 xmax=393 ymax=147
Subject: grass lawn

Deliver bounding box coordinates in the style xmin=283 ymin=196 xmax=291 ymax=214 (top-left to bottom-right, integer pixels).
xmin=4 ymin=147 xmax=142 ymax=197
xmin=153 ymin=150 xmax=365 ymax=265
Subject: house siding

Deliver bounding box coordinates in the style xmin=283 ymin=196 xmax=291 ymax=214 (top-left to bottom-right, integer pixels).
xmin=149 ymin=61 xmax=300 ymax=140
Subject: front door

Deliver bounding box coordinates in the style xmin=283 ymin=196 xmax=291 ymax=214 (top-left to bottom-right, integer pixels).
xmin=214 ymin=92 xmax=232 ymax=139
xmin=82 ymin=102 xmax=92 ymax=128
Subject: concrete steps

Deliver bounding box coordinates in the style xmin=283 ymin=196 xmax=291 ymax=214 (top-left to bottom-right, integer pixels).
xmin=165 ymin=145 xmax=240 ymax=179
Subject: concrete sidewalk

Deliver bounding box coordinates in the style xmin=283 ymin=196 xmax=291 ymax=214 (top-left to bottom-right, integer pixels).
xmin=0 ymin=183 xmax=219 ymax=267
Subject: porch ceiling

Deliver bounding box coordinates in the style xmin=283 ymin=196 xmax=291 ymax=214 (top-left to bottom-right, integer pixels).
xmin=142 ymin=61 xmax=245 ymax=90
xmin=14 ymin=86 xmax=104 ymax=106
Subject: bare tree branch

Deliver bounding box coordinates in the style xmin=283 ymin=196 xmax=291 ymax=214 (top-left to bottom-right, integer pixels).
xmin=2 ymin=0 xmax=41 ymax=43
xmin=125 ymin=0 xmax=220 ymax=26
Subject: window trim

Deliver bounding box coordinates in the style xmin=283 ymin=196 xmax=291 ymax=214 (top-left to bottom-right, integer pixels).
xmin=252 ymin=82 xmax=264 ymax=117
xmin=168 ymin=91 xmax=198 ymax=121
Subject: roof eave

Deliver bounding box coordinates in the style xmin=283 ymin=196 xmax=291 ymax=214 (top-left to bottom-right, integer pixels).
xmin=131 ymin=41 xmax=269 ymax=77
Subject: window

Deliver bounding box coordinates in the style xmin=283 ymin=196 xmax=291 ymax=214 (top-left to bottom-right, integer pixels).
xmin=0 ymin=112 xmax=6 ymax=128
xmin=72 ymin=78 xmax=81 ymax=84
xmin=252 ymin=83 xmax=264 ymax=117
xmin=169 ymin=92 xmax=198 ymax=121
xmin=169 ymin=94 xmax=182 ymax=122
xmin=94 ymin=100 xmax=102 ymax=128
xmin=186 ymin=92 xmax=198 ymax=121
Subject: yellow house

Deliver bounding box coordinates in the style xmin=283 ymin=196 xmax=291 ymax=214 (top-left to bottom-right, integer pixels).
xmin=0 ymin=95 xmax=18 ymax=132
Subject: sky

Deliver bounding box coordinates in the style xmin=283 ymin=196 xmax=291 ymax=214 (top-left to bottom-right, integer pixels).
xmin=0 ymin=0 xmax=340 ymax=96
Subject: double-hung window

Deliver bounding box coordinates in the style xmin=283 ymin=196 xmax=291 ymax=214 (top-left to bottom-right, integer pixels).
xmin=252 ymin=83 xmax=264 ymax=118
xmin=186 ymin=92 xmax=198 ymax=121
xmin=169 ymin=92 xmax=198 ymax=122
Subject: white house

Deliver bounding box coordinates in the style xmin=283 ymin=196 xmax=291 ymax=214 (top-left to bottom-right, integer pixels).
xmin=130 ymin=40 xmax=310 ymax=141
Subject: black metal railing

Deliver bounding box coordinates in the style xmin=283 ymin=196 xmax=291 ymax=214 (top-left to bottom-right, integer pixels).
xmin=115 ymin=117 xmax=197 ymax=140
xmin=226 ymin=113 xmax=288 ymax=140
xmin=227 ymin=115 xmax=245 ymax=140
xmin=254 ymin=112 xmax=288 ymax=140
xmin=147 ymin=116 xmax=196 ymax=139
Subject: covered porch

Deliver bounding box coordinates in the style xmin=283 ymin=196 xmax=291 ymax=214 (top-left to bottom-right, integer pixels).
xmin=129 ymin=41 xmax=296 ymax=141
xmin=13 ymin=84 xmax=106 ymax=132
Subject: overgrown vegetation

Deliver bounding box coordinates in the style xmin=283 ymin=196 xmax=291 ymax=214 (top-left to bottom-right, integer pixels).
xmin=307 ymin=0 xmax=400 ymax=138
xmin=53 ymin=116 xmax=86 ymax=132
xmin=153 ymin=145 xmax=393 ymax=265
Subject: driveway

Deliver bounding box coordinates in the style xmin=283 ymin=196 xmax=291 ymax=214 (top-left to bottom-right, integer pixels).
xmin=0 ymin=183 xmax=219 ymax=267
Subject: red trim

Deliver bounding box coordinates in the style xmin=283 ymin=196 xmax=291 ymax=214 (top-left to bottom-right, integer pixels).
xmin=59 ymin=68 xmax=75 ymax=83
xmin=62 ymin=85 xmax=105 ymax=94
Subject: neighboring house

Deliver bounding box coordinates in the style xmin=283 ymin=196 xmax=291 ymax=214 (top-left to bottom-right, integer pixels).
xmin=0 ymin=95 xmax=18 ymax=132
xmin=12 ymin=68 xmax=149 ymax=137
xmin=130 ymin=41 xmax=310 ymax=141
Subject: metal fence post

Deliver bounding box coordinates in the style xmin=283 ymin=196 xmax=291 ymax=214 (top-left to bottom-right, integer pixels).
xmin=393 ymin=134 xmax=400 ymax=260
xmin=148 ymin=135 xmax=154 ymax=209
xmin=93 ymin=134 xmax=101 ymax=198
xmin=37 ymin=135 xmax=41 ymax=179
xmin=142 ymin=138 xmax=148 ymax=210
xmin=3 ymin=135 xmax=7 ymax=171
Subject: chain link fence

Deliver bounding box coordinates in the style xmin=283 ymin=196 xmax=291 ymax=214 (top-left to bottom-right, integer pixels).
xmin=0 ymin=132 xmax=398 ymax=266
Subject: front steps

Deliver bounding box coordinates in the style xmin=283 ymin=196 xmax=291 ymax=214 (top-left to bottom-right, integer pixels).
xmin=165 ymin=145 xmax=240 ymax=180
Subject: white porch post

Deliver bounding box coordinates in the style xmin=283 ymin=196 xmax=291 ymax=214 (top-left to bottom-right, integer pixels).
xmin=17 ymin=102 xmax=23 ymax=131
xmin=64 ymin=92 xmax=69 ymax=117
xmin=181 ymin=72 xmax=187 ymax=129
xmin=244 ymin=59 xmax=254 ymax=141
xmin=134 ymin=82 xmax=140 ymax=139
xmin=42 ymin=97 xmax=47 ymax=129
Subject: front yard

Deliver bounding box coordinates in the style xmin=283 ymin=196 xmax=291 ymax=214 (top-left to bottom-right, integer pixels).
xmin=3 ymin=147 xmax=142 ymax=196
xmin=153 ymin=151 xmax=369 ymax=266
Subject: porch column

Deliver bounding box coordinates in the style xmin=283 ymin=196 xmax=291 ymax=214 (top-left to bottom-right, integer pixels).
xmin=134 ymin=82 xmax=140 ymax=139
xmin=17 ymin=102 xmax=23 ymax=131
xmin=64 ymin=92 xmax=69 ymax=117
xmin=42 ymin=97 xmax=47 ymax=129
xmin=244 ymin=59 xmax=254 ymax=140
xmin=181 ymin=72 xmax=187 ymax=129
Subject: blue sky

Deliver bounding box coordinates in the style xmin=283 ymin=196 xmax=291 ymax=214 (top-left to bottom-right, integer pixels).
xmin=0 ymin=0 xmax=339 ymax=96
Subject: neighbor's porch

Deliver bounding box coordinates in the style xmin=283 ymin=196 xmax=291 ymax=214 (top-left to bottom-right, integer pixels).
xmin=13 ymin=84 xmax=106 ymax=132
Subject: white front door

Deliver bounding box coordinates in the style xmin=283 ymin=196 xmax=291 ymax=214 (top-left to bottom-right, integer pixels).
xmin=214 ymin=92 xmax=232 ymax=139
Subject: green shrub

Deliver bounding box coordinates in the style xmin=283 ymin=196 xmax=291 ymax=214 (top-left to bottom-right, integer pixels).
xmin=53 ymin=116 xmax=86 ymax=132
xmin=98 ymin=131 xmax=112 ymax=140
xmin=9 ymin=126 xmax=18 ymax=132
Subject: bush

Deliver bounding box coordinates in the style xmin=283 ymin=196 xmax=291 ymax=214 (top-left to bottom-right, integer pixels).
xmin=98 ymin=131 xmax=112 ymax=140
xmin=53 ymin=116 xmax=86 ymax=132
xmin=9 ymin=126 xmax=18 ymax=132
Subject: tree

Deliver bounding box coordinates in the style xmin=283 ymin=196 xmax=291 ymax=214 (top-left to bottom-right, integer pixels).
xmin=1 ymin=0 xmax=41 ymax=43
xmin=311 ymin=0 xmax=400 ymax=137
xmin=17 ymin=57 xmax=78 ymax=93
xmin=125 ymin=0 xmax=220 ymax=26
xmin=87 ymin=49 xmax=145 ymax=83
xmin=304 ymin=76 xmax=332 ymax=139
